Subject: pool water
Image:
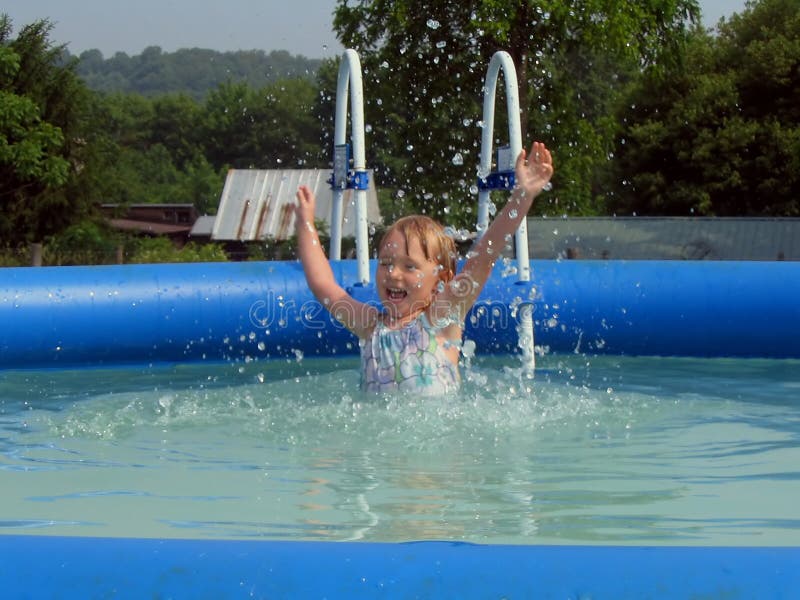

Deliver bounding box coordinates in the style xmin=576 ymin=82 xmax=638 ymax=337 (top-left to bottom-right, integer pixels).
xmin=1 ymin=355 xmax=799 ymax=546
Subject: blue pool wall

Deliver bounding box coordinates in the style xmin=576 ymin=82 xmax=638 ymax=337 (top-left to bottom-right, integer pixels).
xmin=3 ymin=259 xmax=800 ymax=597
xmin=1 ymin=536 xmax=799 ymax=598
xmin=1 ymin=258 xmax=799 ymax=368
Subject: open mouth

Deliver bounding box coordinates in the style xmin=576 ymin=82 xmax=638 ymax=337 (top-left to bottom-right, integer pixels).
xmin=386 ymin=287 xmax=407 ymax=300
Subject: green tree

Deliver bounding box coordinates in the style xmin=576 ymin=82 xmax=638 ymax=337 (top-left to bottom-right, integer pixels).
xmin=0 ymin=16 xmax=92 ymax=244
xmin=332 ymin=0 xmax=700 ymax=224
xmin=150 ymin=93 xmax=204 ymax=168
xmin=201 ymin=78 xmax=326 ymax=169
xmin=246 ymin=78 xmax=325 ymax=167
xmin=609 ymin=0 xmax=800 ymax=216
xmin=81 ymin=91 xmax=156 ymax=205
xmin=201 ymin=81 xmax=261 ymax=168
xmin=85 ymin=90 xmax=224 ymax=213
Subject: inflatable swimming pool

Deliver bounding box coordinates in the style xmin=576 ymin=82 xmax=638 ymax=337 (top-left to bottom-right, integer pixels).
xmin=2 ymin=258 xmax=799 ymax=369
xmin=2 ymin=259 xmax=800 ymax=597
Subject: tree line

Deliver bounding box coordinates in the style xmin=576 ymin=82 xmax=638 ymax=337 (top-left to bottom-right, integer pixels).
xmin=71 ymin=46 xmax=321 ymax=100
xmin=1 ymin=0 xmax=798 ymax=264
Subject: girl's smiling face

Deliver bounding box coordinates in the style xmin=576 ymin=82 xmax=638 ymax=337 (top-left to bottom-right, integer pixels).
xmin=377 ymin=229 xmax=443 ymax=322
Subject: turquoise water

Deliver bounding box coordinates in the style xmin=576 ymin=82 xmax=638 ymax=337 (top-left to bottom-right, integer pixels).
xmin=1 ymin=355 xmax=799 ymax=545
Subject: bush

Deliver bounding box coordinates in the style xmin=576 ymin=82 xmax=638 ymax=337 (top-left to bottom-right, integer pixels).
xmin=44 ymin=222 xmax=121 ymax=265
xmin=0 ymin=246 xmax=27 ymax=267
xmin=127 ymin=237 xmax=228 ymax=263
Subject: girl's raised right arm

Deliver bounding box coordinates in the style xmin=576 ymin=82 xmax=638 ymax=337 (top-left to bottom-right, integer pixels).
xmin=293 ymin=185 xmax=378 ymax=338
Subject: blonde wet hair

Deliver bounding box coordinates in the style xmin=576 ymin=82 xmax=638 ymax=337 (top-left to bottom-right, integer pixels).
xmin=379 ymin=215 xmax=457 ymax=283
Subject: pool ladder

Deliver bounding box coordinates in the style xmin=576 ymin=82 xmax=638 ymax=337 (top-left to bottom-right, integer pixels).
xmin=328 ymin=49 xmax=371 ymax=285
xmin=477 ymin=51 xmax=536 ymax=375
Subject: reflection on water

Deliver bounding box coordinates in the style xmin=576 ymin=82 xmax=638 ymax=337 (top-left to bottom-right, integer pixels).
xmin=1 ymin=355 xmax=799 ymax=545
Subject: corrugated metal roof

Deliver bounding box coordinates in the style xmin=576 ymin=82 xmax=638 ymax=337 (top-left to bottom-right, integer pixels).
xmin=211 ymin=169 xmax=382 ymax=241
xmin=526 ymin=217 xmax=800 ymax=260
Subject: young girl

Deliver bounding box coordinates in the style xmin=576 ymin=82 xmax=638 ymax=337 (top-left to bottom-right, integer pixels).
xmin=294 ymin=141 xmax=554 ymax=394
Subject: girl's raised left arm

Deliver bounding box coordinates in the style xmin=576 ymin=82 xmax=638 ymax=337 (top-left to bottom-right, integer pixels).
xmin=433 ymin=141 xmax=553 ymax=322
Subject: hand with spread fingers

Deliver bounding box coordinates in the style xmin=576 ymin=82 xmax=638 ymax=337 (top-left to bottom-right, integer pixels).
xmin=515 ymin=141 xmax=553 ymax=200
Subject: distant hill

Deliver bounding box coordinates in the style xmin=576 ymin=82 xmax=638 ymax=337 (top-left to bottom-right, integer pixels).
xmin=69 ymin=46 xmax=322 ymax=99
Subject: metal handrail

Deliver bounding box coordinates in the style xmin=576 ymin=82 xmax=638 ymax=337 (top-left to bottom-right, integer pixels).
xmin=477 ymin=51 xmax=536 ymax=374
xmin=330 ymin=49 xmax=370 ymax=284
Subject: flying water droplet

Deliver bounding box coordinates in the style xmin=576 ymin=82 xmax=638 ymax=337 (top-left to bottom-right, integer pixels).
xmin=461 ymin=339 xmax=476 ymax=358
xmin=501 ymin=263 xmax=518 ymax=278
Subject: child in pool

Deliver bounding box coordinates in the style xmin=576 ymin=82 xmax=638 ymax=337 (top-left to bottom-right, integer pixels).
xmin=294 ymin=141 xmax=553 ymax=394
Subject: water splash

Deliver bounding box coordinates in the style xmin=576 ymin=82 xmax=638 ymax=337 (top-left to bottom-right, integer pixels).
xmin=4 ymin=356 xmax=798 ymax=544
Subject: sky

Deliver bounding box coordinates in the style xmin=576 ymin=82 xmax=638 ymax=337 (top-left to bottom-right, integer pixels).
xmin=6 ymin=0 xmax=748 ymax=59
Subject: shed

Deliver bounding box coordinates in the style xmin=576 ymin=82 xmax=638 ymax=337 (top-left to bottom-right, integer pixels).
xmin=210 ymin=169 xmax=382 ymax=241
xmin=101 ymin=203 xmax=198 ymax=246
xmin=188 ymin=215 xmax=217 ymax=239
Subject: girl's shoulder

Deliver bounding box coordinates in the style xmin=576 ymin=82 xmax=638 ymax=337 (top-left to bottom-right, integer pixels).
xmin=422 ymin=306 xmax=463 ymax=341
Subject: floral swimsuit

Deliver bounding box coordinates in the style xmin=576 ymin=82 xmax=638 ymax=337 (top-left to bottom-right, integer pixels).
xmin=360 ymin=312 xmax=460 ymax=395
